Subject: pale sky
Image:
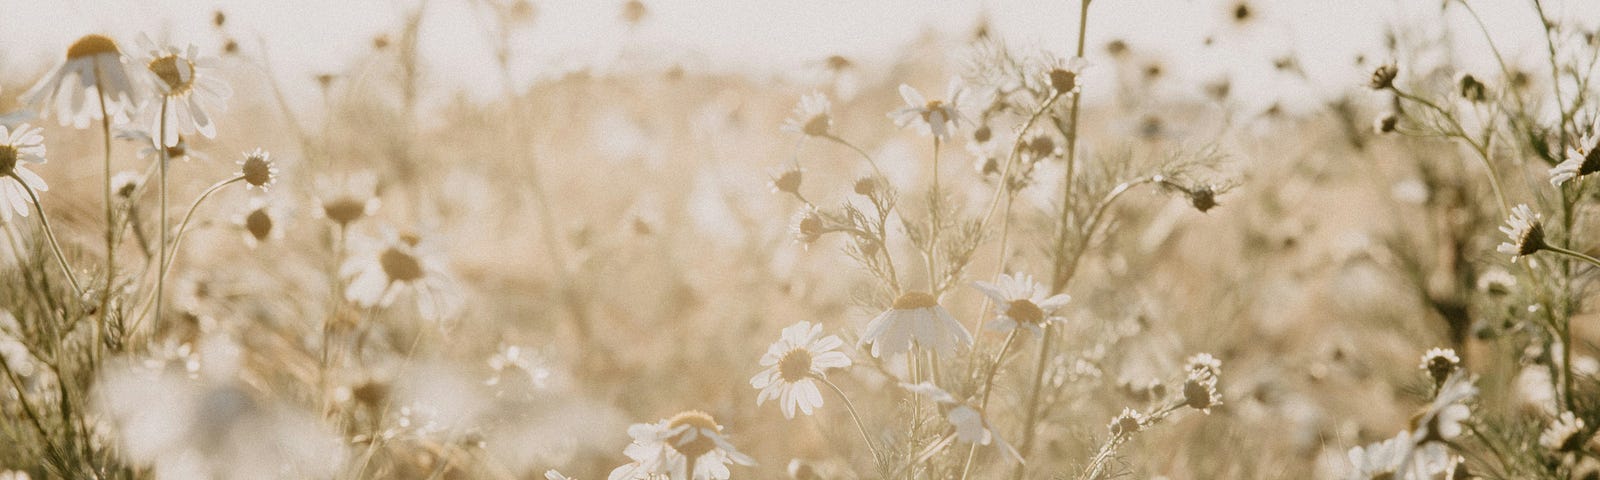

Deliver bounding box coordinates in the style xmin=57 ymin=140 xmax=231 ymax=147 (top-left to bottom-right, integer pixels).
xmin=0 ymin=0 xmax=1594 ymax=112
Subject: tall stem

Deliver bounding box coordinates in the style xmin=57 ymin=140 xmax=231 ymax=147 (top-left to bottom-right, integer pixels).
xmin=94 ymin=61 xmax=118 ymax=359
xmin=12 ymin=173 xmax=83 ymax=296
xmin=129 ymin=176 xmax=245 ymax=331
xmin=155 ymin=99 xmax=170 ymax=332
xmin=819 ymin=376 xmax=883 ymax=461
xmin=927 ymin=137 xmax=942 ymax=292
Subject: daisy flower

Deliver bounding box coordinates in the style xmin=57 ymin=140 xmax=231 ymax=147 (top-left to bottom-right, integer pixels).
xmin=780 ymin=92 xmax=832 ymax=137
xmin=22 ymin=34 xmax=140 ymax=128
xmin=234 ymin=196 xmax=285 ymax=248
xmin=1407 ymin=371 xmax=1475 ymax=447
xmin=889 ymin=80 xmax=969 ymax=139
xmin=1550 ymin=118 xmax=1600 ymax=186
xmin=1540 ymin=411 xmax=1587 ymax=452
xmin=237 ymin=148 xmax=278 ymax=190
xmin=900 ymin=382 xmax=1019 ymax=460
xmin=1108 ymin=407 xmax=1145 ymax=437
xmin=750 ymin=321 xmax=852 ymax=419
xmin=1045 ymin=56 xmax=1089 ymax=96
xmin=136 ymin=35 xmax=231 ymax=145
xmin=1418 ymin=348 xmax=1460 ymax=385
xmin=971 ymin=273 xmax=1071 ymax=337
xmin=0 ymin=124 xmax=50 ymax=223
xmin=341 ymin=229 xmax=462 ymax=321
xmin=608 ymin=411 xmax=754 ymax=480
xmin=1182 ymin=369 xmax=1223 ymax=414
xmin=1345 ymin=431 xmax=1409 ymax=480
xmin=859 ymin=291 xmax=973 ymax=358
xmin=315 ymin=172 xmax=382 ymax=228
xmin=1496 ymin=204 xmax=1547 ymax=260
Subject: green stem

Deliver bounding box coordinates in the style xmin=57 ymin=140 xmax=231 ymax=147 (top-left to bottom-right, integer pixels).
xmin=11 ymin=173 xmax=83 ymax=296
xmin=819 ymin=376 xmax=883 ymax=462
xmin=156 ymin=99 xmax=170 ymax=332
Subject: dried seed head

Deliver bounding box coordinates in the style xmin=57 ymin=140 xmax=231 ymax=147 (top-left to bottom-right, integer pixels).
xmin=973 ymin=124 xmax=992 ymax=143
xmin=1369 ymin=63 xmax=1398 ymax=90
xmin=792 ymin=208 xmax=826 ymax=244
xmin=1026 ymin=134 xmax=1055 ymax=158
xmin=1188 ymin=185 xmax=1219 ymax=213
xmin=853 ymin=177 xmax=877 ymax=196
xmin=666 ymin=410 xmax=720 ymax=459
xmin=67 ymin=34 xmax=121 ymax=59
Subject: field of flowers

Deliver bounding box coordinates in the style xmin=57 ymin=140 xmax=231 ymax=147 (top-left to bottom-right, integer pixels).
xmin=0 ymin=1 xmax=1598 ymax=479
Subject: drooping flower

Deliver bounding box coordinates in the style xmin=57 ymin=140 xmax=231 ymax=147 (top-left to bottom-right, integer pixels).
xmin=889 ymin=80 xmax=969 ymax=139
xmin=136 ymin=35 xmax=231 ymax=145
xmin=859 ymin=291 xmax=973 ymax=358
xmin=781 ymin=92 xmax=832 ymax=137
xmin=341 ymin=229 xmax=462 ymax=321
xmin=607 ymin=411 xmax=754 ymax=480
xmin=750 ymin=321 xmax=852 ymax=419
xmin=22 ymin=34 xmax=140 ymax=128
xmin=1550 ymin=118 xmax=1600 ymax=186
xmin=1496 ymin=204 xmax=1547 ymax=260
xmin=0 ymin=124 xmax=50 ymax=223
xmin=971 ymin=273 xmax=1070 ymax=337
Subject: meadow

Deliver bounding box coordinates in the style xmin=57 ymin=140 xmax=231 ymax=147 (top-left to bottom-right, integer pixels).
xmin=0 ymin=0 xmax=1597 ymax=479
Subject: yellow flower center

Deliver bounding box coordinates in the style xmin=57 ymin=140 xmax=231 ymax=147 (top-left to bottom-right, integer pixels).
xmin=0 ymin=145 xmax=16 ymax=176
xmin=379 ymin=247 xmax=425 ymax=283
xmin=920 ymin=100 xmax=945 ymax=123
xmin=241 ymin=154 xmax=273 ymax=187
xmin=67 ymin=34 xmax=120 ymax=59
xmin=148 ymin=55 xmax=196 ymax=94
xmin=667 ymin=410 xmax=720 ymax=459
xmin=892 ymin=291 xmax=939 ymax=310
xmin=1007 ymin=299 xmax=1045 ymax=324
xmin=777 ymin=348 xmax=813 ymax=382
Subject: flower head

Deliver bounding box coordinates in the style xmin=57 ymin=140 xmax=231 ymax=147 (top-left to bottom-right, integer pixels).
xmin=890 ymin=80 xmax=969 ymax=139
xmin=781 ymin=92 xmax=832 ymax=137
xmin=607 ymin=411 xmax=754 ymax=480
xmin=22 ymin=34 xmax=140 ymax=128
xmin=1540 ymin=411 xmax=1587 ymax=452
xmin=0 ymin=124 xmax=49 ymax=223
xmin=769 ymin=167 xmax=802 ymax=196
xmin=1418 ymin=348 xmax=1460 ymax=385
xmin=238 ymin=148 xmax=278 ymax=190
xmin=1496 ymin=204 xmax=1547 ymax=259
xmin=235 ymin=196 xmax=285 ymax=248
xmin=1409 ymin=371 xmax=1476 ymax=445
xmin=1551 ymin=118 xmax=1600 ymax=186
xmin=1373 ymin=112 xmax=1398 ymax=134
xmin=1108 ymin=408 xmax=1145 ymax=437
xmin=971 ymin=273 xmax=1070 ymax=337
xmin=859 ymin=292 xmax=973 ymax=358
xmin=341 ymin=229 xmax=462 ymax=321
xmin=1182 ymin=370 xmax=1223 ymax=414
xmin=1369 ymin=63 xmax=1398 ymax=90
xmin=315 ymin=172 xmax=381 ymax=227
xmin=136 ymin=35 xmax=231 ymax=145
xmin=1045 ymin=57 xmax=1089 ymax=96
xmin=750 ymin=321 xmax=851 ymax=419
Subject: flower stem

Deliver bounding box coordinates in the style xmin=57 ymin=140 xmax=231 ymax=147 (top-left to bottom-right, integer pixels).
xmin=928 ymin=137 xmax=942 ymax=292
xmin=129 ymin=175 xmax=245 ymax=331
xmin=11 ymin=173 xmax=83 ymax=296
xmin=819 ymin=376 xmax=883 ymax=462
xmin=1546 ymin=245 xmax=1600 ymax=269
xmin=94 ymin=61 xmax=116 ymax=357
xmin=156 ymin=99 xmax=170 ymax=332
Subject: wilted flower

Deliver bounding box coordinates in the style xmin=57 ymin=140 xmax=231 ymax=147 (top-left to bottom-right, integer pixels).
xmin=0 ymin=124 xmax=49 ymax=222
xmin=890 ymin=80 xmax=968 ymax=139
xmin=1539 ymin=411 xmax=1587 ymax=452
xmin=1418 ymin=348 xmax=1460 ymax=385
xmin=136 ymin=35 xmax=231 ymax=144
xmin=781 ymin=92 xmax=832 ymax=137
xmin=23 ymin=34 xmax=140 ymax=128
xmin=607 ymin=411 xmax=754 ymax=480
xmin=1496 ymin=204 xmax=1547 ymax=260
xmin=341 ymin=229 xmax=462 ymax=321
xmin=971 ymin=273 xmax=1071 ymax=337
xmin=1369 ymin=63 xmax=1398 ymax=90
xmin=860 ymin=291 xmax=973 ymax=358
xmin=237 ymin=148 xmax=278 ymax=190
xmin=1550 ymin=118 xmax=1600 ymax=186
xmin=750 ymin=321 xmax=851 ymax=419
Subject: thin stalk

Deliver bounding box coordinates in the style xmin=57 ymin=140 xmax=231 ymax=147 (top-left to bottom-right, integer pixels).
xmin=1546 ymin=245 xmax=1600 ymax=269
xmin=819 ymin=376 xmax=883 ymax=461
xmin=94 ymin=60 xmax=116 ymax=361
xmin=1010 ymin=324 xmax=1055 ymax=480
xmin=928 ymin=137 xmax=942 ymax=292
xmin=156 ymin=99 xmax=170 ymax=331
xmin=959 ymin=329 xmax=1020 ymax=480
xmin=11 ymin=173 xmax=83 ymax=296
xmin=824 ymin=134 xmax=887 ymax=181
xmin=129 ymin=175 xmax=243 ymax=332
xmin=1392 ymin=89 xmax=1510 ymax=216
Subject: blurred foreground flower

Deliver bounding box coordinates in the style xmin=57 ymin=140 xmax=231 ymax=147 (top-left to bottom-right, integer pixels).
xmin=23 ymin=34 xmax=139 ymax=128
xmin=608 ymin=411 xmax=754 ymax=480
xmin=0 ymin=124 xmax=49 ymax=222
xmin=342 ymin=229 xmax=462 ymax=321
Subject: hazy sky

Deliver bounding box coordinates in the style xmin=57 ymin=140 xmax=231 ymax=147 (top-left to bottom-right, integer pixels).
xmin=0 ymin=0 xmax=1594 ymax=112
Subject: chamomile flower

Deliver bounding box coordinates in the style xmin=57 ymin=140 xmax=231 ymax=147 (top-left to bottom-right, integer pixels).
xmin=1044 ymin=56 xmax=1089 ymax=96
xmin=116 ymin=128 xmax=210 ymax=163
xmin=1550 ymin=118 xmax=1600 ymax=186
xmin=971 ymin=273 xmax=1071 ymax=337
xmin=1346 ymin=431 xmax=1409 ymax=480
xmin=1418 ymin=348 xmax=1460 ymax=385
xmin=607 ymin=411 xmax=754 ymax=480
xmin=237 ymin=148 xmax=278 ymax=190
xmin=136 ymin=35 xmax=231 ymax=145
xmin=1108 ymin=407 xmax=1145 ymax=437
xmin=0 ymin=124 xmax=49 ymax=223
xmin=1540 ymin=411 xmax=1586 ymax=452
xmin=1182 ymin=369 xmax=1223 ymax=414
xmin=889 ymin=80 xmax=969 ymax=139
xmin=234 ymin=196 xmax=284 ymax=248
xmin=341 ymin=229 xmax=462 ymax=321
xmin=900 ymin=382 xmax=1019 ymax=460
xmin=750 ymin=321 xmax=852 ymax=419
xmin=1496 ymin=204 xmax=1547 ymax=260
xmin=314 ymin=172 xmax=381 ymax=227
xmin=859 ymin=291 xmax=973 ymax=358
xmin=781 ymin=92 xmax=832 ymax=137
xmin=1409 ymin=371 xmax=1476 ymax=445
xmin=22 ymin=34 xmax=140 ymax=128
xmin=1185 ymin=353 xmax=1223 ymax=379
